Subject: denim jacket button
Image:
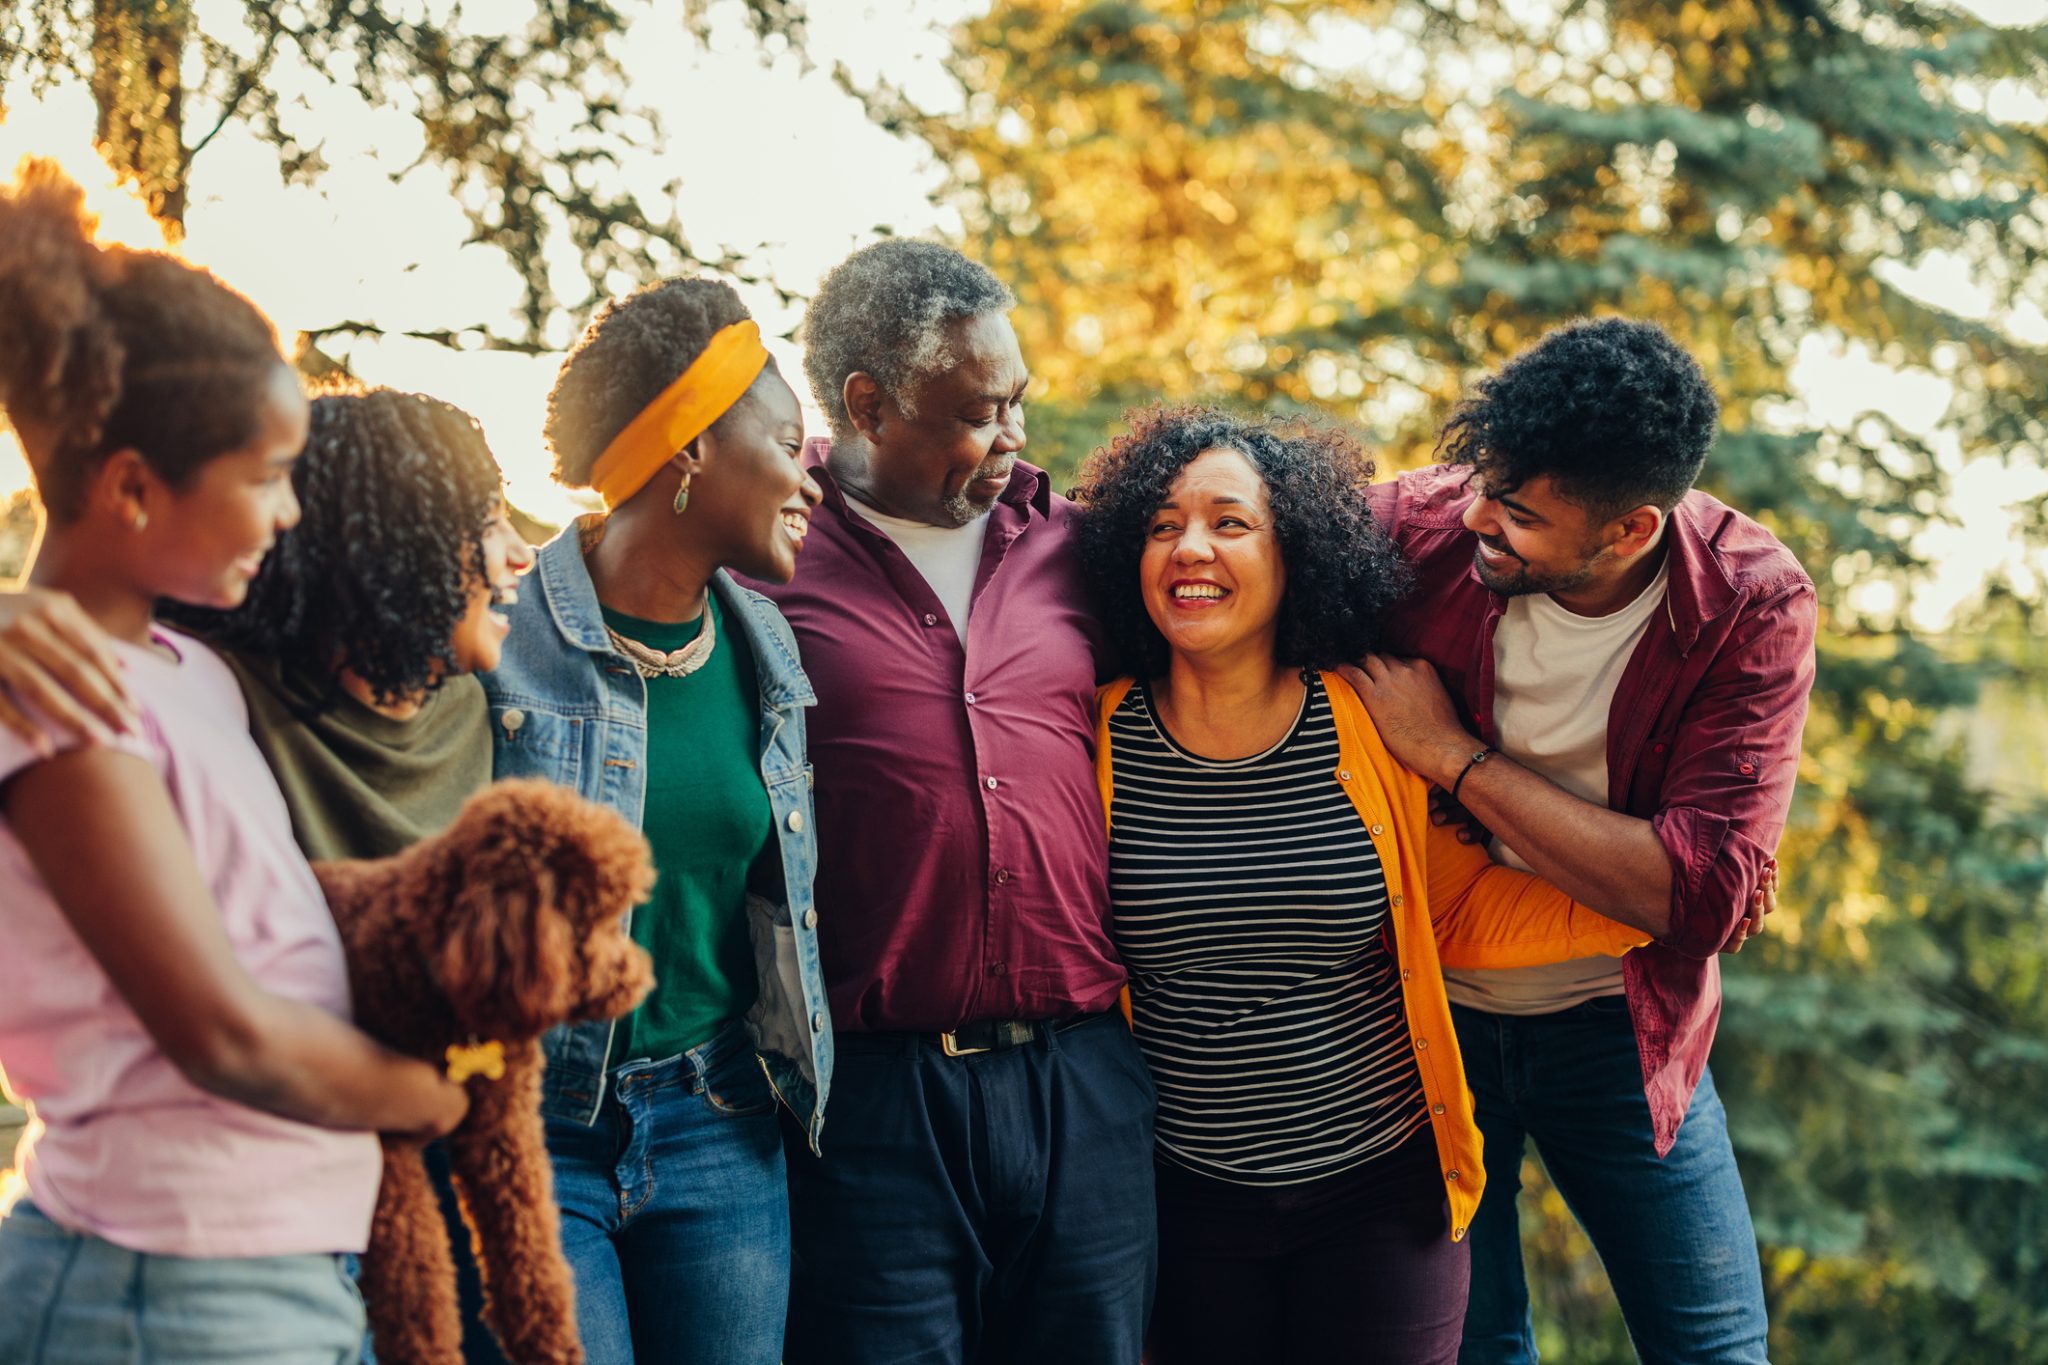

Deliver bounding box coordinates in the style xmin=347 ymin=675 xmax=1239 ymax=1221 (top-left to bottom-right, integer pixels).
xmin=787 ymin=809 xmax=807 ymax=833
xmin=803 ymin=908 xmax=818 ymax=930
xmin=811 ymin=1011 xmax=825 ymax=1033
xmin=501 ymin=708 xmax=526 ymax=733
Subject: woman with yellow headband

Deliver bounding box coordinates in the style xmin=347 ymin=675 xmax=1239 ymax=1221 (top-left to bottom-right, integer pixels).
xmin=482 ymin=277 xmax=829 ymax=1364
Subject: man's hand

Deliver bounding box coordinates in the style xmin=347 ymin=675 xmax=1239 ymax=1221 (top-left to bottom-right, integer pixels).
xmin=1724 ymin=857 xmax=1779 ymax=953
xmin=0 ymin=587 xmax=137 ymax=756
xmin=1339 ymin=654 xmax=1479 ymax=788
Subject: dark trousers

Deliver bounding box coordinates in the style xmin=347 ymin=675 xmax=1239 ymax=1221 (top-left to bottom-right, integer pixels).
xmin=1148 ymin=1126 xmax=1470 ymax=1365
xmin=783 ymin=1012 xmax=1158 ymax=1365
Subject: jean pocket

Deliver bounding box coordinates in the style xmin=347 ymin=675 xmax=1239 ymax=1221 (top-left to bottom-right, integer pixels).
xmin=701 ymin=1050 xmax=777 ymax=1119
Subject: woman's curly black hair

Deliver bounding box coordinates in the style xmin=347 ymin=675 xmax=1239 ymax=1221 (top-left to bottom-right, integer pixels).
xmin=545 ymin=276 xmax=755 ymax=488
xmin=1438 ymin=317 xmax=1718 ymax=519
xmin=167 ymin=388 xmax=504 ymax=709
xmin=1072 ymin=405 xmax=1411 ymax=679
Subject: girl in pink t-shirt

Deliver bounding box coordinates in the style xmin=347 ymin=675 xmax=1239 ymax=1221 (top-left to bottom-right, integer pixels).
xmin=0 ymin=163 xmax=467 ymax=1362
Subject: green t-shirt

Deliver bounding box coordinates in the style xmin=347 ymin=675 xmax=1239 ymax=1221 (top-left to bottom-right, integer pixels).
xmin=605 ymin=594 xmax=771 ymax=1063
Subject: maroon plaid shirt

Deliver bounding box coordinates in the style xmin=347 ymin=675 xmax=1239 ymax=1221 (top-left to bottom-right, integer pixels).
xmin=1368 ymin=465 xmax=1818 ymax=1154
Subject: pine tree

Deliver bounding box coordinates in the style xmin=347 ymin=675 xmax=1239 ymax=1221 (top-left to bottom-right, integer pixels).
xmin=870 ymin=2 xmax=2048 ymax=1356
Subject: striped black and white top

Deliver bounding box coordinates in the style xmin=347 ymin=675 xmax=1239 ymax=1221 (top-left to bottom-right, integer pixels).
xmin=1107 ymin=676 xmax=1430 ymax=1185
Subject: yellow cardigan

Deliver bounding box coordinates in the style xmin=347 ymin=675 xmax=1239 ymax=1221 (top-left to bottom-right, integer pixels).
xmin=1095 ymin=672 xmax=1647 ymax=1240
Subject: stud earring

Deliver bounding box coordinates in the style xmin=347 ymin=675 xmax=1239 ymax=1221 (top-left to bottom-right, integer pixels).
xmin=673 ymin=472 xmax=692 ymax=516
xmin=131 ymin=510 xmax=148 ymax=532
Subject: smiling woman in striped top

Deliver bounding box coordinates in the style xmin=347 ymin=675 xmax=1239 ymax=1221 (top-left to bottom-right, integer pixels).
xmin=1073 ymin=407 xmax=1648 ymax=1365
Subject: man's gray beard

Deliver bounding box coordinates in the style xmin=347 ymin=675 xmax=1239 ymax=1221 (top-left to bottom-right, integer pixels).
xmin=936 ymin=457 xmax=1018 ymax=527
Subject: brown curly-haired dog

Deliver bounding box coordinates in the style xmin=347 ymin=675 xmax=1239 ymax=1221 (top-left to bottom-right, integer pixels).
xmin=315 ymin=778 xmax=654 ymax=1365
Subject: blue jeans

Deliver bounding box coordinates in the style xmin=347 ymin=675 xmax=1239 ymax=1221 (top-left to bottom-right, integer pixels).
xmin=544 ymin=1021 xmax=789 ymax=1365
xmin=783 ymin=1011 xmax=1157 ymax=1365
xmin=0 ymin=1201 xmax=365 ymax=1364
xmin=1452 ymin=998 xmax=1769 ymax=1365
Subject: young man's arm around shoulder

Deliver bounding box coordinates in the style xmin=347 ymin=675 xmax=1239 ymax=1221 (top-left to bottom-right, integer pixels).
xmin=1351 ymin=580 xmax=1813 ymax=953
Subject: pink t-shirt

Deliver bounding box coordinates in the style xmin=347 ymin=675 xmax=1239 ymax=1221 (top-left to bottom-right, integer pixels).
xmin=0 ymin=626 xmax=381 ymax=1257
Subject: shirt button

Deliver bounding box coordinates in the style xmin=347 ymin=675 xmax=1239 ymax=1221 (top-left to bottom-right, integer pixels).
xmin=500 ymin=708 xmax=525 ymax=733
xmin=787 ymin=809 xmax=807 ymax=833
xmin=1391 ymin=895 xmax=1404 ymax=909
xmin=1369 ymin=823 xmax=1384 ymax=836
xmin=1400 ymin=970 xmax=1411 ymax=982
xmin=1446 ymin=1169 xmax=1460 ymax=1181
xmin=803 ymin=908 xmax=818 ymax=929
xmin=965 ymin=692 xmax=977 ymax=705
xmin=995 ymin=869 xmax=1011 ymax=885
xmin=989 ymin=962 xmax=1008 ymax=977
xmin=985 ymin=776 xmax=999 ymax=790
xmin=1415 ymin=1037 xmax=1428 ymax=1050
xmin=811 ymin=1011 xmax=825 ymax=1033
xmin=1431 ymin=1103 xmax=1445 ymax=1115
xmin=923 ymin=613 xmax=938 ymax=626
xmin=1739 ymin=761 xmax=1756 ymax=775
xmin=1454 ymin=1226 xmax=1467 ymax=1241
xmin=1338 ymin=770 xmax=1352 ymax=782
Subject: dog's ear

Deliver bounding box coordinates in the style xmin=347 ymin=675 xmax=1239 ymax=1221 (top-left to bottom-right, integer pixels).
xmin=426 ymin=782 xmax=610 ymax=1038
xmin=494 ymin=780 xmax=655 ymax=932
xmin=437 ymin=862 xmax=577 ymax=1040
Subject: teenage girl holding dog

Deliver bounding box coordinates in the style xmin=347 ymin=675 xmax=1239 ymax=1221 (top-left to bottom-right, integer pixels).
xmin=0 ymin=163 xmax=468 ymax=1362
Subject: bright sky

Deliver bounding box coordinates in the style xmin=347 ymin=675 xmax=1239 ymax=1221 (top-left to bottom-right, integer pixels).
xmin=1 ymin=0 xmax=2042 ymax=629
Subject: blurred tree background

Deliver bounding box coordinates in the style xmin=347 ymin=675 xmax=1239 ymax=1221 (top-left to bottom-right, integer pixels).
xmin=0 ymin=0 xmax=805 ymax=350
xmin=4 ymin=1 xmax=2046 ymax=1358
xmin=852 ymin=1 xmax=2048 ymax=1359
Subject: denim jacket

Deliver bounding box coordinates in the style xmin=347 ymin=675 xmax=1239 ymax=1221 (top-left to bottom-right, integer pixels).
xmin=481 ymin=519 xmax=832 ymax=1150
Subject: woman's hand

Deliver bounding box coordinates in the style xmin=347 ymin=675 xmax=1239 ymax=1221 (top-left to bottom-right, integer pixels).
xmin=0 ymin=587 xmax=138 ymax=754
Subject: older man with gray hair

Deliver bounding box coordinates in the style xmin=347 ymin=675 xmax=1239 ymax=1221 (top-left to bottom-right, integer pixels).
xmin=742 ymin=238 xmax=1153 ymax=1362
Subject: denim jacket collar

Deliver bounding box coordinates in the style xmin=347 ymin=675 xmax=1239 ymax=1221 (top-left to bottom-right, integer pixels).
xmin=537 ymin=514 xmax=815 ymax=709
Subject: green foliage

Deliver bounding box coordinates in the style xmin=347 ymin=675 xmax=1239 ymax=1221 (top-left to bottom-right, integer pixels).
xmin=874 ymin=1 xmax=2048 ymax=1357
xmin=0 ymin=0 xmax=807 ymax=347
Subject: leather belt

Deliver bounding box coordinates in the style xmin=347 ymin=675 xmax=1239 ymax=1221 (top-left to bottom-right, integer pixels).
xmin=939 ymin=1012 xmax=1108 ymax=1057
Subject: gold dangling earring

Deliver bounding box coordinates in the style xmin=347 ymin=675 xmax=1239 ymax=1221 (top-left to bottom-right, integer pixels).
xmin=673 ymin=471 xmax=692 ymax=515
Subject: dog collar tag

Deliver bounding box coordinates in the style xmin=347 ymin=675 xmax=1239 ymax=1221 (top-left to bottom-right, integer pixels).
xmin=445 ymin=1039 xmax=506 ymax=1083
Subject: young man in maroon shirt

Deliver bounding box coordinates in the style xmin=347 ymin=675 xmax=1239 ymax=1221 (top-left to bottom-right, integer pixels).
xmin=1352 ymin=318 xmax=1812 ymax=1364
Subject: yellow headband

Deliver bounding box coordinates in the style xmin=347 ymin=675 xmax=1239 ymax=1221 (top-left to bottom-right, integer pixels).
xmin=588 ymin=319 xmax=771 ymax=510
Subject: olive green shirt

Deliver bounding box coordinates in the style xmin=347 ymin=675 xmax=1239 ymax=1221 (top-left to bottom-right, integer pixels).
xmin=223 ymin=651 xmax=493 ymax=862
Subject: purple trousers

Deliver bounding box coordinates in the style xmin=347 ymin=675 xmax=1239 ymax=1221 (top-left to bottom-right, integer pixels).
xmin=1148 ymin=1125 xmax=1470 ymax=1364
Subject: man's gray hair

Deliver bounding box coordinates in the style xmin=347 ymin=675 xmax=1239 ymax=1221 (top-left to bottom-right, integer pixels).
xmin=802 ymin=239 xmax=1016 ymax=440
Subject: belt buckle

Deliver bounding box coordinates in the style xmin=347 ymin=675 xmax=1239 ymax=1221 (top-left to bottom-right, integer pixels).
xmin=939 ymin=1029 xmax=991 ymax=1058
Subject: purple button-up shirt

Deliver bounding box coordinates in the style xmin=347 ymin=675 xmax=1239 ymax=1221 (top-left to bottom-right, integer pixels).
xmin=1369 ymin=465 xmax=1818 ymax=1155
xmin=742 ymin=441 xmax=1125 ymax=1033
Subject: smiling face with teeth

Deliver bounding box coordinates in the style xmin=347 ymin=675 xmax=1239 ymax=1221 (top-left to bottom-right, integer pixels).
xmin=1140 ymin=446 xmax=1288 ymax=668
xmin=675 ymin=365 xmax=822 ymax=587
